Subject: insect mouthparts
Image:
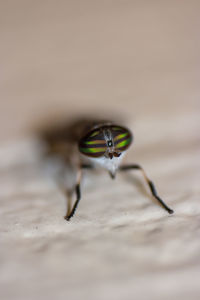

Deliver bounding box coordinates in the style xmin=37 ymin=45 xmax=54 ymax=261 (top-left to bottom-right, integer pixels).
xmin=108 ymin=153 xmax=113 ymax=159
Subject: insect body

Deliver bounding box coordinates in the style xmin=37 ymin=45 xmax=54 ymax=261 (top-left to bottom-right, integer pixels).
xmin=65 ymin=122 xmax=174 ymax=221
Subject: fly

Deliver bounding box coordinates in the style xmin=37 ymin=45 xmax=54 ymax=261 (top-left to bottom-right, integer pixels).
xmin=42 ymin=119 xmax=174 ymax=221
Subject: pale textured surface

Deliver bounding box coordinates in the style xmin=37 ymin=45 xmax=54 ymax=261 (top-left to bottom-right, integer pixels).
xmin=0 ymin=1 xmax=200 ymax=300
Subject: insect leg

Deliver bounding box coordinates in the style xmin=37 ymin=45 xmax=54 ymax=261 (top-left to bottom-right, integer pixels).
xmin=109 ymin=171 xmax=116 ymax=179
xmin=65 ymin=189 xmax=72 ymax=217
xmin=65 ymin=163 xmax=94 ymax=221
xmin=65 ymin=167 xmax=82 ymax=221
xmin=119 ymin=164 xmax=174 ymax=214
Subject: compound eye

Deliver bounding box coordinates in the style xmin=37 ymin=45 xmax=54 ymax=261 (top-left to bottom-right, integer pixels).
xmin=112 ymin=125 xmax=133 ymax=152
xmin=79 ymin=129 xmax=107 ymax=157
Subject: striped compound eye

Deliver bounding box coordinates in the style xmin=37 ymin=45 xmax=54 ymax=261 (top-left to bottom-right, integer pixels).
xmin=79 ymin=128 xmax=107 ymax=157
xmin=111 ymin=125 xmax=132 ymax=152
xmin=79 ymin=125 xmax=133 ymax=158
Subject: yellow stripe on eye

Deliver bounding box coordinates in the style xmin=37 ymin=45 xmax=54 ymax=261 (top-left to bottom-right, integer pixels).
xmin=114 ymin=132 xmax=128 ymax=141
xmin=112 ymin=127 xmax=122 ymax=131
xmin=90 ymin=131 xmax=99 ymax=137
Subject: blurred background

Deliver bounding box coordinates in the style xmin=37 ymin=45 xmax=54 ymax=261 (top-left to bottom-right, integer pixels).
xmin=0 ymin=1 xmax=200 ymax=300
xmin=0 ymin=0 xmax=199 ymax=140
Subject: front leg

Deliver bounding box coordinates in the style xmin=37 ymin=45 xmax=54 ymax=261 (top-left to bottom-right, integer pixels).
xmin=64 ymin=163 xmax=94 ymax=221
xmin=119 ymin=164 xmax=174 ymax=214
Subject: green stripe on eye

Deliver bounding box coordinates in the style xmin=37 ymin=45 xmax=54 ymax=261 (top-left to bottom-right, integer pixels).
xmin=114 ymin=132 xmax=128 ymax=141
xmin=116 ymin=138 xmax=131 ymax=148
xmin=85 ymin=140 xmax=105 ymax=145
xmin=90 ymin=130 xmax=99 ymax=137
xmin=80 ymin=147 xmax=106 ymax=153
xmin=112 ymin=127 xmax=122 ymax=131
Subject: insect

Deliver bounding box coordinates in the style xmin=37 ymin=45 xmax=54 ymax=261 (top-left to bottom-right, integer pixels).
xmin=62 ymin=121 xmax=174 ymax=221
